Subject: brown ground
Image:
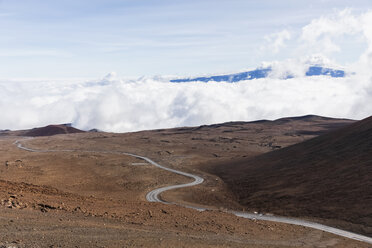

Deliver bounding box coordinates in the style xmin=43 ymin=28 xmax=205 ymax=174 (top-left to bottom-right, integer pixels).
xmin=0 ymin=115 xmax=368 ymax=247
xmin=212 ymin=116 xmax=372 ymax=236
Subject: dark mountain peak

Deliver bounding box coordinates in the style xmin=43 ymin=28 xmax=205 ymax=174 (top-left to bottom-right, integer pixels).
xmin=23 ymin=124 xmax=85 ymax=137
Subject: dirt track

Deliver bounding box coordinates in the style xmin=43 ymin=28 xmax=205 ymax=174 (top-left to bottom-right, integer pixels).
xmin=1 ymin=116 xmax=368 ymax=247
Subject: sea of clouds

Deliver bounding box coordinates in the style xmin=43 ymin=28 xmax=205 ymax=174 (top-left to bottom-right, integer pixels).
xmin=1 ymin=9 xmax=372 ymax=132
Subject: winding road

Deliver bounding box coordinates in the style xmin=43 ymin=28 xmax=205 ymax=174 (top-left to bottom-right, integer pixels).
xmin=14 ymin=139 xmax=372 ymax=245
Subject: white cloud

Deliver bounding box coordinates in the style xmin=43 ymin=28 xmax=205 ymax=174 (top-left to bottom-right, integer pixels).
xmin=1 ymin=9 xmax=372 ymax=132
xmin=262 ymin=29 xmax=292 ymax=53
xmin=262 ymin=9 xmax=371 ymax=66
xmin=301 ymin=9 xmax=360 ymax=43
xmin=298 ymin=9 xmax=358 ymax=57
xmin=0 ymin=72 xmax=370 ymax=133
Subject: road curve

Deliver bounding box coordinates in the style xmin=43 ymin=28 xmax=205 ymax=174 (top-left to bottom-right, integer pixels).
xmin=120 ymin=152 xmax=204 ymax=204
xmin=14 ymin=139 xmax=372 ymax=245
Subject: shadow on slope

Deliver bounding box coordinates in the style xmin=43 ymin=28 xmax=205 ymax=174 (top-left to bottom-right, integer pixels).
xmin=212 ymin=116 xmax=372 ymax=236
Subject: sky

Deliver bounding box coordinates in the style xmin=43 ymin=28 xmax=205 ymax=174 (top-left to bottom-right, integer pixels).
xmin=0 ymin=0 xmax=371 ymax=78
xmin=1 ymin=1 xmax=372 ymax=132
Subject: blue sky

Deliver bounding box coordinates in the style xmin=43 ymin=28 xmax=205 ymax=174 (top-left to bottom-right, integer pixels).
xmin=0 ymin=0 xmax=371 ymax=78
xmin=1 ymin=1 xmax=372 ymax=131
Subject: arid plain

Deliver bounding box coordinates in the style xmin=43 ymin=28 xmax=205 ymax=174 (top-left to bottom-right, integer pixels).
xmin=0 ymin=115 xmax=370 ymax=247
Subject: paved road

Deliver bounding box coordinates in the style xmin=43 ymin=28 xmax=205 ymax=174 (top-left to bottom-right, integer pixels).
xmin=14 ymin=139 xmax=372 ymax=245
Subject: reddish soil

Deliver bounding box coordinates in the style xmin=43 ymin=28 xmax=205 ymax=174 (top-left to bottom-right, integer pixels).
xmin=0 ymin=115 xmax=368 ymax=247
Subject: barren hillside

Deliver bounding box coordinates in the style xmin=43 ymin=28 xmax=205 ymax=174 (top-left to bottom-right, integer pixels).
xmin=212 ymin=116 xmax=372 ymax=236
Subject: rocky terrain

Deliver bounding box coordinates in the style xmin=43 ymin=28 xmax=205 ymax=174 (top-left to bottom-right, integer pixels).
xmin=0 ymin=115 xmax=369 ymax=247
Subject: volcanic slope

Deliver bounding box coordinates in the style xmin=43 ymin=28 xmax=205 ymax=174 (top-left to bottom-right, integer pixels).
xmin=1 ymin=115 xmax=370 ymax=247
xmin=212 ymin=116 xmax=372 ymax=236
xmin=22 ymin=124 xmax=84 ymax=137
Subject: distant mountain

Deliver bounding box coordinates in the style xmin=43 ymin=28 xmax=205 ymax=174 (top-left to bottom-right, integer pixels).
xmin=23 ymin=124 xmax=84 ymax=137
xmin=171 ymin=66 xmax=345 ymax=83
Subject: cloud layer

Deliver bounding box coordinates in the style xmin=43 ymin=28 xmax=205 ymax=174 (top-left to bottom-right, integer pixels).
xmin=0 ymin=72 xmax=370 ymax=133
xmin=1 ymin=9 xmax=372 ymax=132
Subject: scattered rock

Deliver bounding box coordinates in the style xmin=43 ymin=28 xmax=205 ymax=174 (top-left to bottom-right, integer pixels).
xmin=37 ymin=203 xmax=57 ymax=212
xmin=38 ymin=203 xmax=56 ymax=210
xmin=73 ymin=206 xmax=82 ymax=212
